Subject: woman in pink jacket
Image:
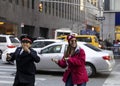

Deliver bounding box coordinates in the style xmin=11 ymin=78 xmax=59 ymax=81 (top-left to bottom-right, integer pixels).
xmin=52 ymin=35 xmax=88 ymax=86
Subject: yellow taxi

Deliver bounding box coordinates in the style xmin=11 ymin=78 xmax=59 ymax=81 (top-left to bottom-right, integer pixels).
xmin=57 ymin=35 xmax=100 ymax=48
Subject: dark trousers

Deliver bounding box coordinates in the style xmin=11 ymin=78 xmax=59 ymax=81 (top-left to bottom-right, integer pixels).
xmin=65 ymin=74 xmax=86 ymax=86
xmin=13 ymin=81 xmax=34 ymax=86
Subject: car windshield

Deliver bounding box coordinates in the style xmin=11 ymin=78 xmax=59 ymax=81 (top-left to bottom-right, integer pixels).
xmin=10 ymin=37 xmax=19 ymax=43
xmin=76 ymin=37 xmax=92 ymax=42
xmin=84 ymin=44 xmax=102 ymax=51
xmin=57 ymin=37 xmax=65 ymax=40
xmin=31 ymin=41 xmax=45 ymax=48
xmin=31 ymin=41 xmax=55 ymax=48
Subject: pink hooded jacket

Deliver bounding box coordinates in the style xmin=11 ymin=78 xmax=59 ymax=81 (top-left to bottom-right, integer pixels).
xmin=58 ymin=47 xmax=88 ymax=84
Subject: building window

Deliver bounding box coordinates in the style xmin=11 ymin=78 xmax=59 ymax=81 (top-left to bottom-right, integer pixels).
xmin=15 ymin=0 xmax=19 ymax=5
xmin=56 ymin=3 xmax=58 ymax=16
xmin=65 ymin=3 xmax=67 ymax=19
xmin=68 ymin=4 xmax=70 ymax=20
xmin=22 ymin=0 xmax=24 ymax=6
xmin=9 ymin=0 xmax=12 ymax=3
xmin=45 ymin=2 xmax=47 ymax=14
xmin=59 ymin=3 xmax=62 ymax=17
xmin=52 ymin=3 xmax=55 ymax=16
xmin=27 ymin=0 xmax=29 ymax=8
xmin=62 ymin=2 xmax=64 ymax=18
xmin=49 ymin=2 xmax=51 ymax=14
xmin=32 ymin=0 xmax=34 ymax=9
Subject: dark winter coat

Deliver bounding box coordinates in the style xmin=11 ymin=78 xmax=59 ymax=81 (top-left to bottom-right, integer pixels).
xmin=9 ymin=47 xmax=40 ymax=84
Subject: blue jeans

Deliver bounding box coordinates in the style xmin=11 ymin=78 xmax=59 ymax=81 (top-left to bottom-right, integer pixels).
xmin=65 ymin=75 xmax=86 ymax=86
xmin=77 ymin=83 xmax=86 ymax=86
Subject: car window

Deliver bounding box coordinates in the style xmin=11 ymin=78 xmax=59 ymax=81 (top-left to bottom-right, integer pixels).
xmin=31 ymin=41 xmax=45 ymax=48
xmin=10 ymin=37 xmax=19 ymax=43
xmin=76 ymin=37 xmax=92 ymax=42
xmin=94 ymin=37 xmax=99 ymax=43
xmin=0 ymin=37 xmax=6 ymax=42
xmin=41 ymin=45 xmax=62 ymax=54
xmin=44 ymin=41 xmax=55 ymax=46
xmin=84 ymin=44 xmax=101 ymax=51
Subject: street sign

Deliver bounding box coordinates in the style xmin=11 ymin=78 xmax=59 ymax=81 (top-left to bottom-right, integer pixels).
xmin=96 ymin=16 xmax=105 ymax=21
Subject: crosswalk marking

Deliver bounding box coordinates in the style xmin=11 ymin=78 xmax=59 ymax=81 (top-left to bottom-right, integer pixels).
xmin=0 ymin=68 xmax=16 ymax=71
xmin=0 ymin=75 xmax=46 ymax=81
xmin=0 ymin=75 xmax=14 ymax=79
xmin=0 ymin=65 xmax=15 ymax=84
xmin=0 ymin=72 xmax=11 ymax=74
xmin=0 ymin=64 xmax=46 ymax=85
xmin=36 ymin=78 xmax=46 ymax=81
xmin=0 ymin=65 xmax=16 ymax=68
xmin=0 ymin=81 xmax=13 ymax=84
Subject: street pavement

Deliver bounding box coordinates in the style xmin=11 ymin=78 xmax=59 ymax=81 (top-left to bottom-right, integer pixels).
xmin=0 ymin=63 xmax=47 ymax=86
xmin=103 ymin=58 xmax=120 ymax=86
xmin=0 ymin=59 xmax=120 ymax=86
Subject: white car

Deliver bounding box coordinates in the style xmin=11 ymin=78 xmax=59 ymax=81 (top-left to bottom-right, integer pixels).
xmin=31 ymin=39 xmax=63 ymax=52
xmin=1 ymin=42 xmax=115 ymax=77
xmin=2 ymin=39 xmax=63 ymax=62
xmin=0 ymin=35 xmax=20 ymax=58
xmin=35 ymin=42 xmax=115 ymax=77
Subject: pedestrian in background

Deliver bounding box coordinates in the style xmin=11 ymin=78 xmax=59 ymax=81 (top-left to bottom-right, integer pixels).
xmin=6 ymin=35 xmax=40 ymax=86
xmin=51 ymin=35 xmax=88 ymax=86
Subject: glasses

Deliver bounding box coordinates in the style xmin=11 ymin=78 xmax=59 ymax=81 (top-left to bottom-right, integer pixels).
xmin=70 ymin=40 xmax=77 ymax=42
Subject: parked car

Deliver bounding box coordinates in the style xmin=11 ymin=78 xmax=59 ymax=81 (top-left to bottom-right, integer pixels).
xmin=31 ymin=39 xmax=63 ymax=52
xmin=1 ymin=41 xmax=115 ymax=77
xmin=35 ymin=42 xmax=115 ymax=77
xmin=2 ymin=39 xmax=63 ymax=62
xmin=0 ymin=35 xmax=20 ymax=58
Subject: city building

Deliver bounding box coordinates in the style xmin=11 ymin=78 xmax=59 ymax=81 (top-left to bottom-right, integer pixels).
xmin=103 ymin=0 xmax=120 ymax=41
xmin=0 ymin=0 xmax=101 ymax=39
xmin=0 ymin=0 xmax=40 ymax=38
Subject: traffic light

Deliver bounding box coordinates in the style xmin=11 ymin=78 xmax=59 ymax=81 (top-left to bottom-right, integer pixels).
xmin=39 ymin=3 xmax=43 ymax=12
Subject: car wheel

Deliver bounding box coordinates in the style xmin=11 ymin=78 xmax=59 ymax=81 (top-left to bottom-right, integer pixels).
xmin=0 ymin=50 xmax=2 ymax=59
xmin=86 ymin=63 xmax=96 ymax=77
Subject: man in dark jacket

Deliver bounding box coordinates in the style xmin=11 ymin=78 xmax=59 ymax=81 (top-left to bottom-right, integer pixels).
xmin=6 ymin=35 xmax=40 ymax=86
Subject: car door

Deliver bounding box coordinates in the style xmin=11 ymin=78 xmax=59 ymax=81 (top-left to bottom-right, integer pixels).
xmin=36 ymin=44 xmax=64 ymax=71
